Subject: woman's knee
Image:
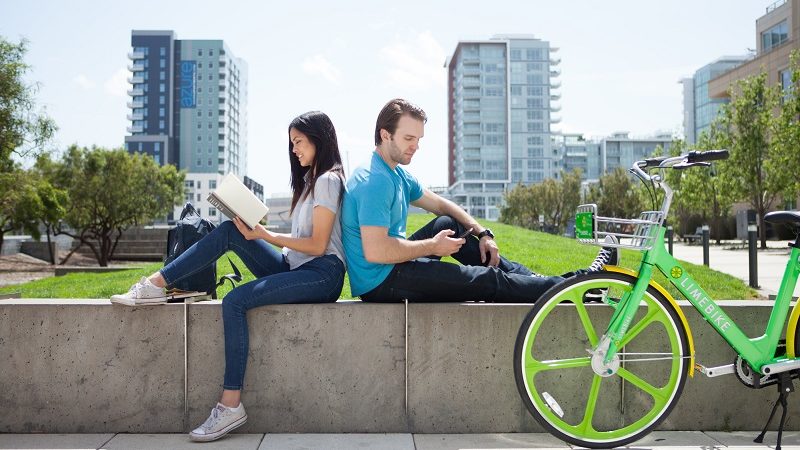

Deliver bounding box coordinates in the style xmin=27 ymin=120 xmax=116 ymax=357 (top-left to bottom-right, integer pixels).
xmin=222 ymin=289 xmax=248 ymax=316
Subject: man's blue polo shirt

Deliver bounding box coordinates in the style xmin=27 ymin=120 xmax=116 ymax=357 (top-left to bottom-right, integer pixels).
xmin=340 ymin=151 xmax=423 ymax=296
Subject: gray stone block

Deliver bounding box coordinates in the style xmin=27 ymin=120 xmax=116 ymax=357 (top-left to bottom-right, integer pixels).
xmin=186 ymin=301 xmax=406 ymax=433
xmin=104 ymin=433 xmax=264 ymax=449
xmin=412 ymin=433 xmax=569 ymax=449
xmin=0 ymin=433 xmax=114 ymax=449
xmin=406 ymin=303 xmax=538 ymax=433
xmin=0 ymin=300 xmax=185 ymax=433
xmin=260 ymin=433 xmax=414 ymax=450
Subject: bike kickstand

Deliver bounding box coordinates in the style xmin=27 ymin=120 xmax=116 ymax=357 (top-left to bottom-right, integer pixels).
xmin=754 ymin=372 xmax=793 ymax=450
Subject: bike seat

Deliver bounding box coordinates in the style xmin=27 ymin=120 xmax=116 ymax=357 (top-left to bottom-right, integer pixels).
xmin=764 ymin=211 xmax=800 ymax=225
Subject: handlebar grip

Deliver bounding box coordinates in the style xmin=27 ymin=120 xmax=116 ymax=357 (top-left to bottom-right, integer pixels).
xmin=641 ymin=156 xmax=668 ymax=168
xmin=687 ymin=150 xmax=729 ymax=163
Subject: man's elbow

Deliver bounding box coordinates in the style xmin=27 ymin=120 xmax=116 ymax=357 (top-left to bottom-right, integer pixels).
xmin=362 ymin=245 xmax=385 ymax=263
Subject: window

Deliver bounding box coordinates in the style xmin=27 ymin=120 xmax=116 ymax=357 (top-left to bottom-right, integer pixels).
xmin=154 ymin=142 xmax=160 ymax=152
xmin=160 ymin=58 xmax=166 ymax=69
xmin=159 ymin=83 xmax=165 ymax=93
xmin=208 ymin=111 xmax=213 ymax=117
xmin=198 ymin=49 xmax=203 ymax=57
xmin=209 ymin=49 xmax=214 ymax=57
xmin=160 ymin=47 xmax=166 ymax=56
xmin=198 ymin=87 xmax=203 ymax=93
xmin=208 ymin=159 xmax=213 ymax=166
xmin=208 ymin=123 xmax=213 ymax=129
xmin=185 ymin=180 xmax=194 ymax=188
xmin=196 ymin=159 xmax=202 ymax=167
xmin=197 ymin=110 xmax=202 ymax=117
xmin=209 ymin=62 xmax=214 ymax=68
xmin=199 ymin=62 xmax=203 ymax=69
xmin=159 ymin=107 xmax=165 ymax=117
xmin=197 ymin=136 xmax=202 ymax=142
xmin=762 ymin=20 xmax=789 ymax=52
xmin=511 ymin=86 xmax=522 ymax=96
xmin=210 ymin=180 xmax=217 ymax=189
xmin=159 ymin=95 xmax=165 ymax=105
xmin=209 ymin=208 xmax=216 ymax=217
xmin=527 ymin=98 xmax=543 ymax=108
xmin=510 ymin=49 xmax=522 ymax=61
xmin=197 ymin=193 xmax=201 ymax=201
xmin=159 ymin=120 xmax=164 ymax=129
xmin=526 ymin=49 xmax=542 ymax=60
xmin=208 ymin=74 xmax=213 ymax=81
xmin=197 ymin=123 xmax=202 ymax=129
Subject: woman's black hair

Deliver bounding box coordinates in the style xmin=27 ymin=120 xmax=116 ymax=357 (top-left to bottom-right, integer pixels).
xmin=288 ymin=111 xmax=345 ymax=213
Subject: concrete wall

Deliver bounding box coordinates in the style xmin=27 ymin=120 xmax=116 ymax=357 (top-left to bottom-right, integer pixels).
xmin=0 ymin=299 xmax=795 ymax=433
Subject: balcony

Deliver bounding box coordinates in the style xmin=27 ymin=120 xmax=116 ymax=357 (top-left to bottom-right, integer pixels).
xmin=128 ymin=75 xmax=144 ymax=84
xmin=549 ymin=57 xmax=561 ymax=65
xmin=550 ymin=80 xmax=561 ymax=89
xmin=550 ymin=104 xmax=562 ymax=112
xmin=550 ymin=115 xmax=562 ymax=124
xmin=127 ymin=88 xmax=144 ymax=97
xmin=128 ymin=63 xmax=145 ymax=72
xmin=550 ymin=92 xmax=561 ymax=101
xmin=127 ymin=112 xmax=144 ymax=121
xmin=127 ymin=125 xmax=144 ymax=133
xmin=128 ymin=51 xmax=145 ymax=60
xmin=127 ymin=100 xmax=144 ymax=109
xmin=550 ymin=68 xmax=561 ymax=77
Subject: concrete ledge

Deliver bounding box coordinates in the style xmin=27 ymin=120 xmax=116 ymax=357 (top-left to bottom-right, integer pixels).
xmin=0 ymin=299 xmax=796 ymax=433
xmin=54 ymin=266 xmax=136 ymax=276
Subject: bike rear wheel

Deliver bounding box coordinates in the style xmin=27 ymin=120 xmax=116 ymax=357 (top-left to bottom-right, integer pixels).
xmin=514 ymin=272 xmax=690 ymax=448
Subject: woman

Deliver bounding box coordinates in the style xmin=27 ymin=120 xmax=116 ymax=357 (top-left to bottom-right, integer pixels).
xmin=111 ymin=111 xmax=347 ymax=442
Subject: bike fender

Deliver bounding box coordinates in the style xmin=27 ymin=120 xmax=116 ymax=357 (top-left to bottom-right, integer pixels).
xmin=786 ymin=300 xmax=800 ymax=358
xmin=604 ymin=266 xmax=696 ymax=377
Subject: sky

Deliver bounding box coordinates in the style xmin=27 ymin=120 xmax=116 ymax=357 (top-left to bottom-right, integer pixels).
xmin=2 ymin=0 xmax=770 ymax=195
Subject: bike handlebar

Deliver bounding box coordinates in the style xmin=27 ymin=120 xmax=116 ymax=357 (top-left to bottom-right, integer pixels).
xmin=687 ymin=150 xmax=729 ymax=163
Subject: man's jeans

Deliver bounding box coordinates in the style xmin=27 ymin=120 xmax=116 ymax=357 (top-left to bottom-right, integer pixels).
xmin=360 ymin=216 xmax=565 ymax=303
xmin=160 ymin=220 xmax=345 ymax=390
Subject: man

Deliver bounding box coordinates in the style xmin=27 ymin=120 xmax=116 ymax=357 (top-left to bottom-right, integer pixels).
xmin=340 ymin=98 xmax=616 ymax=303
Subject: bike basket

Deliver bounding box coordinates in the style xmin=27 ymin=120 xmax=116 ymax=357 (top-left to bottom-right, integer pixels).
xmin=575 ymin=203 xmax=665 ymax=251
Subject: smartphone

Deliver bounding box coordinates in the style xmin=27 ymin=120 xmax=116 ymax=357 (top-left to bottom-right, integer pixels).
xmin=458 ymin=228 xmax=473 ymax=239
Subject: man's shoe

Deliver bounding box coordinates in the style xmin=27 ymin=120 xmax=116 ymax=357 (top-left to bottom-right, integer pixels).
xmin=110 ymin=276 xmax=167 ymax=306
xmin=190 ymin=402 xmax=247 ymax=442
xmin=587 ymin=235 xmax=620 ymax=272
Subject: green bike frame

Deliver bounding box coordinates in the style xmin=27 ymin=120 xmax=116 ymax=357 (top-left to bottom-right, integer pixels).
xmin=602 ymin=227 xmax=800 ymax=372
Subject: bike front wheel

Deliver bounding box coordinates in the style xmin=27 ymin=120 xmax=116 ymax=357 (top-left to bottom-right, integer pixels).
xmin=514 ymin=272 xmax=690 ymax=448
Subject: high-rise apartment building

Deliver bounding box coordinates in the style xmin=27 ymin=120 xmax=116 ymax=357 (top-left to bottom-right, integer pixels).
xmin=445 ymin=34 xmax=561 ymax=219
xmin=125 ymin=30 xmax=250 ymax=221
xmin=681 ymin=56 xmax=750 ymax=144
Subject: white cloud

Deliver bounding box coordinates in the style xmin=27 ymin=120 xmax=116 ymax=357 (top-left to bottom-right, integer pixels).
xmin=103 ymin=67 xmax=128 ymax=98
xmin=72 ymin=74 xmax=95 ymax=90
xmin=380 ymin=31 xmax=446 ymax=91
xmin=302 ymin=54 xmax=342 ymax=84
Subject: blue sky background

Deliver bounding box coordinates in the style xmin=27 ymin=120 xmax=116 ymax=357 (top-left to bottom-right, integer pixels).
xmin=2 ymin=0 xmax=768 ymax=194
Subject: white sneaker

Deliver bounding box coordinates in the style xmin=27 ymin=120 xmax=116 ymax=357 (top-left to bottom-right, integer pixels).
xmin=587 ymin=235 xmax=620 ymax=272
xmin=190 ymin=402 xmax=247 ymax=442
xmin=110 ymin=276 xmax=167 ymax=306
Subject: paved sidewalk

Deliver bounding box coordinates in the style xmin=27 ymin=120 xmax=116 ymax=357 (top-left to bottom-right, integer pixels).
xmin=670 ymin=241 xmax=800 ymax=298
xmin=1 ymin=432 xmax=799 ymax=449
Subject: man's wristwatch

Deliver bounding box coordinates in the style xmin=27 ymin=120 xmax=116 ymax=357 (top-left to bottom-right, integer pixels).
xmin=477 ymin=229 xmax=494 ymax=240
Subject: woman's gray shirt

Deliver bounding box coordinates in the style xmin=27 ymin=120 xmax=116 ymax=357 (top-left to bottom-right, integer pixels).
xmin=283 ymin=171 xmax=346 ymax=270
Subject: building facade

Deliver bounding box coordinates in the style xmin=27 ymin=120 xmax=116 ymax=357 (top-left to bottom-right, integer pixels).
xmin=681 ymin=56 xmax=750 ymax=144
xmin=125 ymin=30 xmax=252 ymax=222
xmin=708 ymin=0 xmax=800 ymax=101
xmin=445 ymin=34 xmax=561 ymax=219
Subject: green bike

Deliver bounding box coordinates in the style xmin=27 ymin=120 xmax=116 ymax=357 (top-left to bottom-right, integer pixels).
xmin=514 ymin=150 xmax=800 ymax=449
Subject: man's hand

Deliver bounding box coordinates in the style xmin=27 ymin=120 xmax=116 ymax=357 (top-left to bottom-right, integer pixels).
xmin=479 ymin=236 xmax=500 ymax=267
xmin=233 ymin=217 xmax=268 ymax=241
xmin=430 ymin=229 xmax=465 ymax=257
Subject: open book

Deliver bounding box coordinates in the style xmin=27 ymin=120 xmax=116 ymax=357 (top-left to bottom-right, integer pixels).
xmin=207 ymin=173 xmax=269 ymax=229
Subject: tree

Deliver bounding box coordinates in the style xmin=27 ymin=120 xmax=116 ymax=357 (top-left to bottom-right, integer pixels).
xmin=0 ymin=36 xmax=57 ymax=171
xmin=773 ymin=50 xmax=800 ymax=201
xmin=718 ymin=71 xmax=795 ymax=248
xmin=591 ymin=167 xmax=645 ymax=220
xmin=500 ymin=183 xmax=538 ymax=229
xmin=46 ymin=146 xmax=184 ymax=266
xmin=0 ymin=167 xmax=42 ymax=250
xmin=499 ymin=169 xmax=583 ymax=234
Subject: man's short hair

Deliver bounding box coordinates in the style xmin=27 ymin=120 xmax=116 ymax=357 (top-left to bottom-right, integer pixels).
xmin=374 ymin=98 xmax=428 ymax=146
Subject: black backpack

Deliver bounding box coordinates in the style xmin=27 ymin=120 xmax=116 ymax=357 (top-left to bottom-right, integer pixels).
xmin=165 ymin=203 xmax=241 ymax=299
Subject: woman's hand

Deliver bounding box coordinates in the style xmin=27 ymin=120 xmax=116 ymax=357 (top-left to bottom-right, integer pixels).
xmin=233 ymin=217 xmax=269 ymax=241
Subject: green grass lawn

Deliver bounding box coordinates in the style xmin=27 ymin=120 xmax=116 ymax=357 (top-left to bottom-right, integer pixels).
xmin=0 ymin=214 xmax=758 ymax=300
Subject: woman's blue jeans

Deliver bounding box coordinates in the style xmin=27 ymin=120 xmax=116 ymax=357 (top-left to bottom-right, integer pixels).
xmin=160 ymin=220 xmax=345 ymax=390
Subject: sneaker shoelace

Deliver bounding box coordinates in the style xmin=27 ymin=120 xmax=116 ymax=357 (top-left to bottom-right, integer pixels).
xmin=589 ymin=247 xmax=614 ymax=271
xmin=200 ymin=405 xmax=226 ymax=431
